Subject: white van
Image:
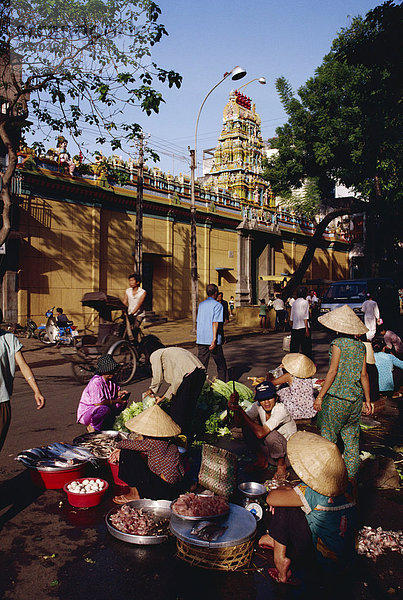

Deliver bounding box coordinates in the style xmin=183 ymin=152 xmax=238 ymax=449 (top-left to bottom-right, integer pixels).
xmin=320 ymin=278 xmax=399 ymax=324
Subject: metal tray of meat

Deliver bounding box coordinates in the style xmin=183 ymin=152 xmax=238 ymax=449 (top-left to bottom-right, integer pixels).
xmin=170 ymin=499 xmax=229 ymax=521
xmin=106 ymin=499 xmax=172 ymax=545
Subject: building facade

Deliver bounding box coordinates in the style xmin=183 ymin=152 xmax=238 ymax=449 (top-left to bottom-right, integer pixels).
xmin=1 ymin=90 xmax=350 ymax=327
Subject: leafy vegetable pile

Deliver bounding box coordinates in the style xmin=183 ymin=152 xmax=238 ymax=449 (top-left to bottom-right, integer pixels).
xmin=112 ymin=379 xmax=255 ymax=439
xmin=113 ymin=401 xmax=145 ymax=433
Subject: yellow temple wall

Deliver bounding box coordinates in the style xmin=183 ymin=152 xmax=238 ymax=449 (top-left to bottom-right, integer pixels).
xmin=17 ymin=195 xmax=349 ymax=327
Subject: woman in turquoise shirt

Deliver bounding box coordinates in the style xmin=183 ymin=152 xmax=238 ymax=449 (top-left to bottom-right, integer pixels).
xmin=259 ymin=431 xmax=356 ymax=585
xmin=372 ymin=337 xmax=403 ymax=396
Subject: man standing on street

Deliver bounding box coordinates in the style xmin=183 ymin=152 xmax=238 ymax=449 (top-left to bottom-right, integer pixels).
xmin=196 ymin=283 xmax=227 ymax=381
xmin=273 ymin=294 xmax=286 ymax=331
xmin=123 ymin=273 xmax=147 ymax=336
xmin=290 ymin=286 xmax=312 ymax=358
xmin=361 ymin=292 xmax=380 ymax=341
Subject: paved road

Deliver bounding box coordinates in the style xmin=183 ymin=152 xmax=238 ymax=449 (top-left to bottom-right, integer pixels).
xmin=0 ymin=329 xmax=332 ymax=468
xmin=0 ymin=330 xmax=401 ymax=600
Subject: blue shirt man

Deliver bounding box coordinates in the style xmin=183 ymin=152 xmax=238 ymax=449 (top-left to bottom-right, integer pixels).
xmin=196 ymin=284 xmax=227 ymax=381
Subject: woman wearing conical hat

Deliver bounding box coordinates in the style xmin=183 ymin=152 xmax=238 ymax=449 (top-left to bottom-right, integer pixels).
xmin=269 ymin=353 xmax=317 ymax=420
xmin=259 ymin=432 xmax=356 ymax=585
xmin=109 ymin=404 xmax=184 ymax=504
xmin=314 ymin=305 xmax=372 ymax=480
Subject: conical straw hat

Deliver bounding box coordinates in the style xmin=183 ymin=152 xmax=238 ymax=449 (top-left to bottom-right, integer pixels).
xmin=318 ymin=304 xmax=368 ymax=335
xmin=287 ymin=431 xmax=348 ymax=496
xmin=125 ymin=404 xmax=181 ymax=437
xmin=282 ymin=353 xmax=316 ymax=379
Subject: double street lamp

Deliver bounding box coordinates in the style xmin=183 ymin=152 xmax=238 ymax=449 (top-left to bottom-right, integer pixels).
xmin=189 ymin=66 xmax=247 ymax=333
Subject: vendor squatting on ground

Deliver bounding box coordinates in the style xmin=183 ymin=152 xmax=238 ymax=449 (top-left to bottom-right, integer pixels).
xmin=77 ymin=355 xmax=129 ymax=432
xmin=229 ymin=380 xmax=297 ymax=480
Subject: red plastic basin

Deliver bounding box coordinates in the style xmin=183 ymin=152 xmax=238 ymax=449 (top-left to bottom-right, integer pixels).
xmin=29 ymin=464 xmax=87 ymax=489
xmin=108 ymin=460 xmax=129 ymax=488
xmin=63 ymin=478 xmax=109 ymax=508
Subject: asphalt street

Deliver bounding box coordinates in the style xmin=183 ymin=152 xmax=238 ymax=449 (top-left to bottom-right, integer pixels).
xmin=0 ymin=329 xmax=401 ymax=600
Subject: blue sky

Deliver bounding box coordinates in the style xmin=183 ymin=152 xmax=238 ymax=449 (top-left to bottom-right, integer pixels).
xmin=33 ymin=0 xmax=382 ymax=176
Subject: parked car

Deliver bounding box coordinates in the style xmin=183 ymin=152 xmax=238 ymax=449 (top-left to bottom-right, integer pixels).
xmin=320 ymin=278 xmax=400 ymax=325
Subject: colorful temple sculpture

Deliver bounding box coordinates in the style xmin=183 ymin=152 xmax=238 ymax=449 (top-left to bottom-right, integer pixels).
xmin=204 ymin=90 xmax=274 ymax=209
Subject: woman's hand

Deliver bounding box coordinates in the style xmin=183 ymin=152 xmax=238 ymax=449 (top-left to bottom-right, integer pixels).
xmin=109 ymin=449 xmax=121 ymax=464
xmin=363 ymin=401 xmax=372 ymax=416
xmin=313 ymin=396 xmax=323 ymax=412
xmin=34 ymin=392 xmax=45 ymax=410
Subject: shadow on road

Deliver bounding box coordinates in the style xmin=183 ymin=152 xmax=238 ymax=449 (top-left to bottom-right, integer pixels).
xmin=0 ymin=470 xmax=44 ymax=531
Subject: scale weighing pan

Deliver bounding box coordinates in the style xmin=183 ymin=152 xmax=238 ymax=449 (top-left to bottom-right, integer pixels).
xmin=238 ymin=482 xmax=267 ymax=499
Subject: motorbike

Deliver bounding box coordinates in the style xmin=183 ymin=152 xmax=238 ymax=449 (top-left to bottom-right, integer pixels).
xmin=24 ymin=319 xmax=39 ymax=338
xmin=39 ymin=307 xmax=79 ymax=346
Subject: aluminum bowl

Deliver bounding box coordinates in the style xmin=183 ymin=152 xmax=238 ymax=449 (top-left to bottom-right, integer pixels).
xmin=238 ymin=482 xmax=267 ymax=499
xmin=106 ymin=499 xmax=172 ymax=545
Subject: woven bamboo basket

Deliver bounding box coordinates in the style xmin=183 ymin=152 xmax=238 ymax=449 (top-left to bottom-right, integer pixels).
xmin=176 ymin=536 xmax=255 ymax=571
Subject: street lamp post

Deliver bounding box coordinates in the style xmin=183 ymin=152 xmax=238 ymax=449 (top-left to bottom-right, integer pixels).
xmin=189 ymin=66 xmax=247 ymax=334
xmin=236 ymin=77 xmax=266 ymax=92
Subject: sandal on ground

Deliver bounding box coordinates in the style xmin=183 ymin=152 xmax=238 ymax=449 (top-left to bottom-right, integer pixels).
xmin=267 ymin=568 xmax=300 ymax=586
xmin=272 ymin=470 xmax=290 ymax=481
xmin=112 ymin=495 xmax=133 ymax=505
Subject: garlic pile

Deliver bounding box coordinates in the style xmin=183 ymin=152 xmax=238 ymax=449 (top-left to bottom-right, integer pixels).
xmin=357 ymin=526 xmax=403 ymax=561
xmin=67 ymin=478 xmax=105 ymax=494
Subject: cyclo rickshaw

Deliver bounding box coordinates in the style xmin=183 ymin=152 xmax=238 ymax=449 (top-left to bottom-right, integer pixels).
xmin=62 ymin=292 xmax=161 ymax=385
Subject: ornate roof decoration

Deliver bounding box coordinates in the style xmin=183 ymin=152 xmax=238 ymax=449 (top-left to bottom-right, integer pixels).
xmin=206 ymin=91 xmax=273 ymax=207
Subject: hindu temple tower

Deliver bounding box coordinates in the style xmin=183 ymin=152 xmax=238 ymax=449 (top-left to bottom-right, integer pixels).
xmin=203 ymin=89 xmax=274 ymax=209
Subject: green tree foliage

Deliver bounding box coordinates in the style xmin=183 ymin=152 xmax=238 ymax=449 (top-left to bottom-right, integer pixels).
xmin=0 ymin=0 xmax=182 ymax=244
xmin=264 ymin=1 xmax=402 ymax=288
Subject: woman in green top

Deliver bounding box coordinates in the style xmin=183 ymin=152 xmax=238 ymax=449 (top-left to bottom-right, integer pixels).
xmin=315 ymin=305 xmax=371 ymax=480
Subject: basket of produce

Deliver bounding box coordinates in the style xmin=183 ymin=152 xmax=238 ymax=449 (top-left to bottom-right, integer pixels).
xmin=63 ymin=478 xmax=109 ymax=508
xmin=171 ymin=492 xmax=229 ymax=520
xmin=106 ymin=499 xmax=172 ymax=545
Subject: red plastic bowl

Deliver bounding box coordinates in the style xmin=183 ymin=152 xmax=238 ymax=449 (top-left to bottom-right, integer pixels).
xmin=63 ymin=478 xmax=109 ymax=508
xmin=108 ymin=460 xmax=129 ymax=488
xmin=29 ymin=464 xmax=87 ymax=489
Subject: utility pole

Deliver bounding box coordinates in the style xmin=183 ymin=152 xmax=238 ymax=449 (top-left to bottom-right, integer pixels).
xmin=189 ymin=147 xmax=198 ymax=334
xmin=134 ymin=132 xmax=144 ymax=275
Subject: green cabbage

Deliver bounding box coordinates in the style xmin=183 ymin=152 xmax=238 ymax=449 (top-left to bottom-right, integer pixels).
xmin=113 ymin=401 xmax=144 ymax=432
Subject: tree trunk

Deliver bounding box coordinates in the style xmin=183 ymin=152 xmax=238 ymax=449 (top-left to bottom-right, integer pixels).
xmin=280 ymin=206 xmax=358 ymax=300
xmin=0 ymin=122 xmax=18 ymax=246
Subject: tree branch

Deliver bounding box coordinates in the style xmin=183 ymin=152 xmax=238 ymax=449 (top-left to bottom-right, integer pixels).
xmin=281 ymin=199 xmax=364 ymax=300
xmin=0 ymin=122 xmax=17 ymax=246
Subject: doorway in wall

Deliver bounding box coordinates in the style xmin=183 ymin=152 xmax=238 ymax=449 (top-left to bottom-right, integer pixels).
xmin=142 ymin=261 xmax=153 ymax=311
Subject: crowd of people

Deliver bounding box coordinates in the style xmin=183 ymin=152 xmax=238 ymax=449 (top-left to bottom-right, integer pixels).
xmin=1 ymin=275 xmax=401 ymax=589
